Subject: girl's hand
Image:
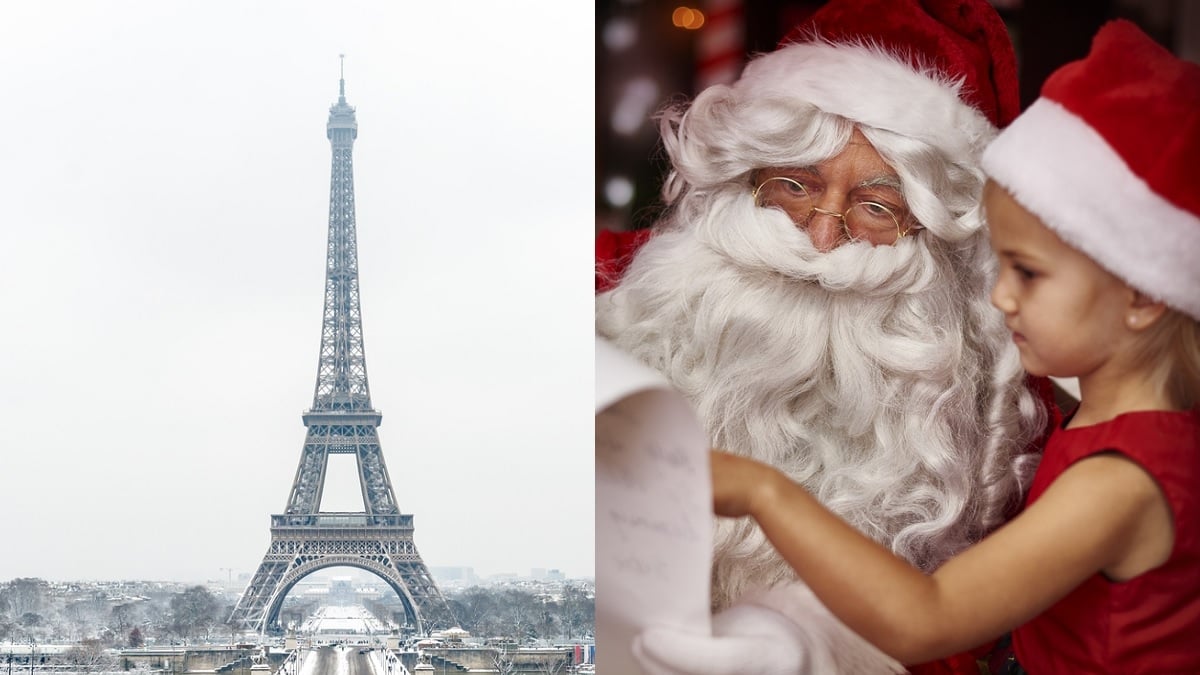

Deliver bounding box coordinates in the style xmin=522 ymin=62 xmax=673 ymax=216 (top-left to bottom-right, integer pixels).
xmin=710 ymin=450 xmax=784 ymax=519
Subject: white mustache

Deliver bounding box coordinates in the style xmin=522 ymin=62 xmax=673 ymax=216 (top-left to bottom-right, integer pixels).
xmin=685 ymin=186 xmax=940 ymax=297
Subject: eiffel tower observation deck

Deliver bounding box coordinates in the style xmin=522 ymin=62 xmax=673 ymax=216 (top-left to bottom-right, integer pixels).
xmin=229 ymin=58 xmax=454 ymax=635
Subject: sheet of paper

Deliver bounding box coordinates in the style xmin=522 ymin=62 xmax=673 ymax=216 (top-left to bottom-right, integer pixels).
xmin=595 ymin=336 xmax=713 ymax=674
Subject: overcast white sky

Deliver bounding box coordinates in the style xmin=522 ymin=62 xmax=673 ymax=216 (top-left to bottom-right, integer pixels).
xmin=0 ymin=2 xmax=593 ymax=584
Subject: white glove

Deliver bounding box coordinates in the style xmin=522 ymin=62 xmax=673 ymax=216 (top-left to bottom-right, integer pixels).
xmin=634 ymin=600 xmax=810 ymax=675
xmin=633 ymin=582 xmax=908 ymax=675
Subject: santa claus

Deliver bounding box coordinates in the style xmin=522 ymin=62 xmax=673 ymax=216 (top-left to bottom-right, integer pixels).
xmin=596 ymin=0 xmax=1057 ymax=672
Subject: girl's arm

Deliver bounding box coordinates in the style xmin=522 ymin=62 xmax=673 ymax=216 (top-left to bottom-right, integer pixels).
xmin=711 ymin=449 xmax=1174 ymax=664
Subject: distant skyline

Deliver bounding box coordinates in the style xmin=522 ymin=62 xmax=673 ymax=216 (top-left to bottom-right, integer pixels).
xmin=0 ymin=2 xmax=592 ymax=584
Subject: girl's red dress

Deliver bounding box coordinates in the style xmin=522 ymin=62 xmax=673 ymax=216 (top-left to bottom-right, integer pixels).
xmin=1013 ymin=409 xmax=1200 ymax=673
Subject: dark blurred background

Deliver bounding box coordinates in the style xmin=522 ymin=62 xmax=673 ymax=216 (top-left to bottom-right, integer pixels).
xmin=596 ymin=0 xmax=1200 ymax=234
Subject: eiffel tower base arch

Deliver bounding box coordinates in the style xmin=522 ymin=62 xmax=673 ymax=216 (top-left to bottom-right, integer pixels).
xmin=229 ymin=517 xmax=453 ymax=635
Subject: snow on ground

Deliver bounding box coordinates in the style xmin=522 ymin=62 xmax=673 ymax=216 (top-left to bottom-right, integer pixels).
xmin=296 ymin=649 xmax=318 ymax=675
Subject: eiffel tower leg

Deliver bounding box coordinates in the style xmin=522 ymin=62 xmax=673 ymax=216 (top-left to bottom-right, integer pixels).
xmin=229 ymin=556 xmax=289 ymax=633
xmin=391 ymin=559 xmax=455 ymax=634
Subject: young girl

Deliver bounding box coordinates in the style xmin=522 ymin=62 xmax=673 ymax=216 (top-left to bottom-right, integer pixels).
xmin=635 ymin=20 xmax=1200 ymax=674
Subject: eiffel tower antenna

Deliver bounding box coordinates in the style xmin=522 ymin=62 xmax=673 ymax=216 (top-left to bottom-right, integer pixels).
xmin=229 ymin=59 xmax=454 ymax=637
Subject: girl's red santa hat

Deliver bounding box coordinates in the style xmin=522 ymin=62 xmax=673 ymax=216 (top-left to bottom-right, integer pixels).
xmin=736 ymin=0 xmax=1019 ymax=164
xmin=983 ymin=20 xmax=1200 ymax=321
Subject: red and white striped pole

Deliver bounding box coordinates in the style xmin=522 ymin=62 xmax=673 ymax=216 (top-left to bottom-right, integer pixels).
xmin=695 ymin=0 xmax=746 ymax=91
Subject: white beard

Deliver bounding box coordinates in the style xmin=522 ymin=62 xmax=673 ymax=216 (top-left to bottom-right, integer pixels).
xmin=597 ymin=186 xmax=1039 ymax=610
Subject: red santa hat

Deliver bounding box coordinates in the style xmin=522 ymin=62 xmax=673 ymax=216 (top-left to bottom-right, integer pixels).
xmin=734 ymin=0 xmax=1019 ymax=165
xmin=982 ymin=20 xmax=1200 ymax=321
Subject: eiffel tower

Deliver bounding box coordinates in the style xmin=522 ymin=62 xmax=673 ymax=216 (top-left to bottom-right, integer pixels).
xmin=229 ymin=60 xmax=453 ymax=636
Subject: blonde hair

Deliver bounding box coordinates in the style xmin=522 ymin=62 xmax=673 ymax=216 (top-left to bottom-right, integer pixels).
xmin=1136 ymin=309 xmax=1200 ymax=410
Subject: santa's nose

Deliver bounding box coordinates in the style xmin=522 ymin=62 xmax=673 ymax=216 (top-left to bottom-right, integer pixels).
xmin=806 ymin=210 xmax=846 ymax=252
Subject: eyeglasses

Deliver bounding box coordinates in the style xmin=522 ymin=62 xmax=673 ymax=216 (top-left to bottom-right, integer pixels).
xmin=752 ymin=172 xmax=920 ymax=244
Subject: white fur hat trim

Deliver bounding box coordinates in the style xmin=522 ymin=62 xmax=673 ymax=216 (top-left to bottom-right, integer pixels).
xmin=737 ymin=40 xmax=999 ymax=165
xmin=983 ymin=98 xmax=1200 ymax=321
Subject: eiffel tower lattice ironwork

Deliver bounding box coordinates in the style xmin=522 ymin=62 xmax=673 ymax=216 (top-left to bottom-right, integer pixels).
xmin=229 ymin=61 xmax=453 ymax=635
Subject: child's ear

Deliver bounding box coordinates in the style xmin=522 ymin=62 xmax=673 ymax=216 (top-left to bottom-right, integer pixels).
xmin=1125 ymin=289 xmax=1168 ymax=331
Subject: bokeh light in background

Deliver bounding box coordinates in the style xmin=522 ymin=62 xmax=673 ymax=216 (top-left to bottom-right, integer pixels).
xmin=611 ymin=77 xmax=660 ymax=136
xmin=672 ymin=6 xmax=706 ymax=29
xmin=605 ymin=176 xmax=636 ymax=208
